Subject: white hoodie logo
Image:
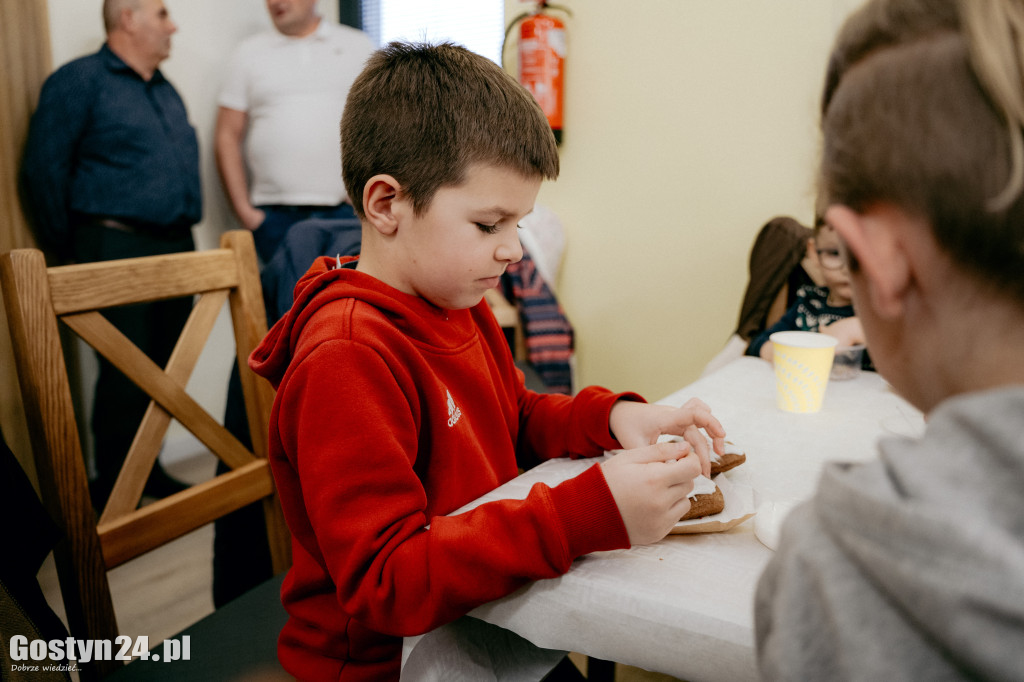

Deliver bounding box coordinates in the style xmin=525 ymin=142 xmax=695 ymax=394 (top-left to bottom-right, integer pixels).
xmin=446 ymin=389 xmax=462 ymax=428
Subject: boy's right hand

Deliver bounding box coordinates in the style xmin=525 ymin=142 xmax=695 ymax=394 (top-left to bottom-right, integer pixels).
xmin=599 ymin=441 xmax=701 ymax=546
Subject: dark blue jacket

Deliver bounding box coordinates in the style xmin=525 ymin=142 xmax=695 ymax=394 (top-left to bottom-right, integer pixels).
xmin=20 ymin=44 xmax=201 ymax=257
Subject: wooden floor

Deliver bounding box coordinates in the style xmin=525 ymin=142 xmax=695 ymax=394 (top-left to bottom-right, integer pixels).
xmin=37 ymin=447 xmax=682 ymax=682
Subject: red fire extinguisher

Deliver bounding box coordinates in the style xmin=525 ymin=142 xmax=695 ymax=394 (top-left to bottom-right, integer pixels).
xmin=504 ymin=2 xmax=572 ymax=145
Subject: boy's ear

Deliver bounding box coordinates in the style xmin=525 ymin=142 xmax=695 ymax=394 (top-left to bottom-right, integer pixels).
xmin=826 ymin=203 xmax=911 ymax=320
xmin=362 ymin=174 xmax=402 ymax=236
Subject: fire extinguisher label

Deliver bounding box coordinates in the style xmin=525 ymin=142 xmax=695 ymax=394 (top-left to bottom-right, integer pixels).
xmin=546 ymin=29 xmax=566 ymax=58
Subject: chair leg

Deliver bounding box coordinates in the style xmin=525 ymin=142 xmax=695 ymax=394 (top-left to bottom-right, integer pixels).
xmin=587 ymin=657 xmax=616 ymax=681
xmin=541 ymin=655 xmax=587 ymax=681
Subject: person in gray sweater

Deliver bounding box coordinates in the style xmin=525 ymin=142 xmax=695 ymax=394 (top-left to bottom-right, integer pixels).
xmin=755 ymin=1 xmax=1024 ymax=679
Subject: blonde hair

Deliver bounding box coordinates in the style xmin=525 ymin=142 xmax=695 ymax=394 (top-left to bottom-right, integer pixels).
xmin=821 ymin=0 xmax=1024 ymax=301
xmin=960 ymin=0 xmax=1024 ymax=209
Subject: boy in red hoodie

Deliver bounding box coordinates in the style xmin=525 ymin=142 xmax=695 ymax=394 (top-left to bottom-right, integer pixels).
xmin=250 ymin=41 xmax=726 ymax=680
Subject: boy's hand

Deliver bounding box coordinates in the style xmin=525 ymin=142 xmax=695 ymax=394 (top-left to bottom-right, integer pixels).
xmin=821 ymin=316 xmax=865 ymax=348
xmin=608 ymin=398 xmax=726 ymax=478
xmin=600 ymin=441 xmax=702 ymax=545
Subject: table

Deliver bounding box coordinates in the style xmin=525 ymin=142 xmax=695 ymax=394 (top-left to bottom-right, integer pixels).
xmin=401 ymin=357 xmax=925 ymax=681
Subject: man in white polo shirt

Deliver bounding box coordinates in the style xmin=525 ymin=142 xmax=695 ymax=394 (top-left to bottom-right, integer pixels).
xmin=212 ymin=0 xmax=374 ymax=609
xmin=215 ymin=0 xmax=374 ymax=263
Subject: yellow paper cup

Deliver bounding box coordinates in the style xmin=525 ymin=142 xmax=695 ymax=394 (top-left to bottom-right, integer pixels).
xmin=770 ymin=331 xmax=838 ymax=413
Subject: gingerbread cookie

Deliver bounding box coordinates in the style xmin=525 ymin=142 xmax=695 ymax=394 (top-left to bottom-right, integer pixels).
xmin=710 ymin=440 xmax=747 ymax=476
xmin=681 ymin=487 xmax=725 ymax=520
xmin=679 ymin=474 xmax=726 ymax=521
xmin=657 ymin=434 xmax=748 ymax=476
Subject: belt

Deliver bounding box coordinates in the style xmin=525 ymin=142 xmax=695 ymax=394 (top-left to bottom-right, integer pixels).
xmin=89 ymin=217 xmax=193 ymax=239
xmin=260 ymin=203 xmax=348 ymax=213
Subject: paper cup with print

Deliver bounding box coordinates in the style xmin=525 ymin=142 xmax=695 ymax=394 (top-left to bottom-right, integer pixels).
xmin=770 ymin=331 xmax=838 ymax=413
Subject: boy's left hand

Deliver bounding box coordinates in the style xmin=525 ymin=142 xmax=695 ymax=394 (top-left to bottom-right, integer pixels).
xmin=608 ymin=398 xmax=725 ymax=478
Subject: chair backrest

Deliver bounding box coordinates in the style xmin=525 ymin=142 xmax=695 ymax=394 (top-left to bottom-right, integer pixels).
xmin=0 ymin=230 xmax=290 ymax=680
xmin=701 ymin=216 xmax=823 ymax=377
xmin=735 ymin=216 xmax=820 ymax=341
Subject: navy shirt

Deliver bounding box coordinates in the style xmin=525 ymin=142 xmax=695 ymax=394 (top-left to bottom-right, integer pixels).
xmin=20 ymin=44 xmax=201 ymax=255
xmin=746 ymin=284 xmax=874 ymax=370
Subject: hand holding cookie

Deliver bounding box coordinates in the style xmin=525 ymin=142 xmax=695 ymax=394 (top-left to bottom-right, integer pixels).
xmin=600 ymin=441 xmax=702 ymax=545
xmin=608 ymin=398 xmax=726 ymax=478
xmin=658 ymin=436 xmax=748 ymax=522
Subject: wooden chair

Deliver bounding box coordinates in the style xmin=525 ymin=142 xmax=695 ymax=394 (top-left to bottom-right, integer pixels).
xmin=701 ymin=216 xmax=823 ymax=376
xmin=0 ymin=230 xmax=290 ymax=680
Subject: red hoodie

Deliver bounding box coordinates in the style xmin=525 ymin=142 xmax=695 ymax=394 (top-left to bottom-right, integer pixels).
xmin=249 ymin=256 xmax=637 ymax=680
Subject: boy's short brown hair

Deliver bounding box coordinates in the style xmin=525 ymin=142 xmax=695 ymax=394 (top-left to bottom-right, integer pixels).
xmin=342 ymin=41 xmax=560 ymax=219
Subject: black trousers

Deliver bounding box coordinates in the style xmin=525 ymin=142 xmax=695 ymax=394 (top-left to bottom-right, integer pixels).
xmin=213 ymin=363 xmax=273 ymax=607
xmin=73 ymin=223 xmax=195 ymax=506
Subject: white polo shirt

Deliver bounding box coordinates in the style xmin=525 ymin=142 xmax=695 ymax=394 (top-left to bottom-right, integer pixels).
xmin=219 ymin=20 xmax=375 ymax=206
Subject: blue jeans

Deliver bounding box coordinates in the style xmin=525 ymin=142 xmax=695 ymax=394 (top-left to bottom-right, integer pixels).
xmin=252 ymin=203 xmax=356 ymax=264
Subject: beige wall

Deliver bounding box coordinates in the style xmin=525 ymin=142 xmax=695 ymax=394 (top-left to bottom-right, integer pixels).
xmin=505 ymin=0 xmax=862 ymax=399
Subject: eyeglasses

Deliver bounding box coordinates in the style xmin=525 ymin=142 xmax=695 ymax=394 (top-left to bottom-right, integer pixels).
xmin=815 ymin=248 xmax=848 ymax=271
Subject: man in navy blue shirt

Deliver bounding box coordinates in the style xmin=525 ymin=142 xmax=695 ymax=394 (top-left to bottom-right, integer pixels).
xmin=20 ymin=0 xmax=201 ymax=508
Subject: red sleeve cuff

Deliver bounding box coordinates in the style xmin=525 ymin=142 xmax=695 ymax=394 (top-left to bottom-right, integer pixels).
xmin=547 ymin=461 xmax=630 ymax=557
xmin=567 ymin=387 xmax=646 ymax=455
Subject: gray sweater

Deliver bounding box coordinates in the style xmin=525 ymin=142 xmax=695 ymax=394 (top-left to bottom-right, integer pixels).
xmin=755 ymin=386 xmax=1024 ymax=681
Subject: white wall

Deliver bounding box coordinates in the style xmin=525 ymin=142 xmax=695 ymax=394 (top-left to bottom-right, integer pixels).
xmin=45 ymin=0 xmax=338 ymax=458
xmin=47 ymin=0 xmax=340 ymax=248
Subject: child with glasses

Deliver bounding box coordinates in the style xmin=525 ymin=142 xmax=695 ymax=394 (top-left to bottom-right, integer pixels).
xmin=745 ymin=219 xmax=870 ymax=367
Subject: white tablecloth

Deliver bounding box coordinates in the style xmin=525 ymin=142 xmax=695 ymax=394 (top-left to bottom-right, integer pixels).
xmin=402 ymin=357 xmax=924 ymax=681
